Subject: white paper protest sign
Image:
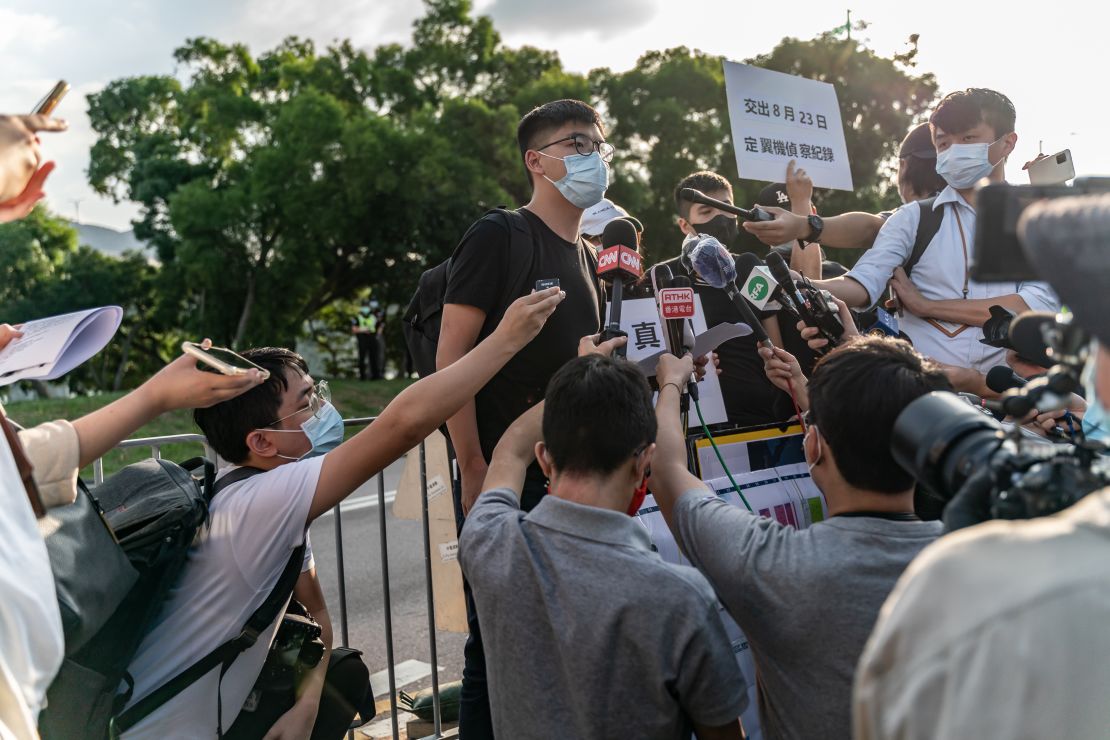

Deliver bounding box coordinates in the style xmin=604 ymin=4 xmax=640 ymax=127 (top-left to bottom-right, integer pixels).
xmin=723 ymin=60 xmax=853 ymax=191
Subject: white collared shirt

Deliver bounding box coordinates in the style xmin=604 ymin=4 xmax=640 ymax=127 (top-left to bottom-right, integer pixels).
xmin=846 ymin=186 xmax=1059 ymax=372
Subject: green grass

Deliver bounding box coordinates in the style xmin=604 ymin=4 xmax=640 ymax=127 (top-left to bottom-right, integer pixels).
xmin=4 ymin=377 xmax=415 ymax=478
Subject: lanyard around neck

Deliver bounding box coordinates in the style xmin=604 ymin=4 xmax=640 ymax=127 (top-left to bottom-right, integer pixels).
xmin=950 ymin=204 xmax=971 ymax=300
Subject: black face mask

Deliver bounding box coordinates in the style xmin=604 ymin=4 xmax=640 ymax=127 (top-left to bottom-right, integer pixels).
xmin=690 ymin=214 xmax=739 ymax=246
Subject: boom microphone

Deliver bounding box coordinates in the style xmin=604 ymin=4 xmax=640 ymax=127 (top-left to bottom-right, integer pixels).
xmin=679 ymin=188 xmax=774 ymax=223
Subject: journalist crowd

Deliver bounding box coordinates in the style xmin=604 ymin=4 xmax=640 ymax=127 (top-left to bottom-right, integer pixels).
xmin=2 ymin=83 xmax=1108 ymax=740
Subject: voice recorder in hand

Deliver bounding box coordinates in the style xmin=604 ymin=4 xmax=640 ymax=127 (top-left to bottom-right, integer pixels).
xmin=535 ymin=278 xmax=560 ymax=292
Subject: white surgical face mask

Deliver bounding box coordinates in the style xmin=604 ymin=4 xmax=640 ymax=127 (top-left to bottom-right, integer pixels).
xmin=539 ymin=150 xmax=609 ymax=209
xmin=935 ymin=136 xmax=1007 ymax=189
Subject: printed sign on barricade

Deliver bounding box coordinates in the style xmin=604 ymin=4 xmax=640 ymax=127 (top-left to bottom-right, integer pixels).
xmin=633 ymin=423 xmax=828 ymax=740
xmin=723 ymin=60 xmax=853 ymax=191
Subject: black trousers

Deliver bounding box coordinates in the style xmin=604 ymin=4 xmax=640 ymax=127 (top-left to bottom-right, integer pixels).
xmin=224 ymin=648 xmax=371 ymax=740
xmin=452 ymin=470 xmax=547 ymax=740
xmin=357 ymin=337 xmax=375 ymax=381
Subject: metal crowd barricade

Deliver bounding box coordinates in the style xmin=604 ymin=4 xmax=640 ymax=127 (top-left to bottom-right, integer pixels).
xmin=91 ymin=417 xmax=447 ymax=740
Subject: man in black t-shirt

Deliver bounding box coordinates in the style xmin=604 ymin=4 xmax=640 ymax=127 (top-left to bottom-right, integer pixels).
xmin=437 ymin=99 xmax=611 ymax=739
xmin=667 ymin=171 xmax=812 ymax=427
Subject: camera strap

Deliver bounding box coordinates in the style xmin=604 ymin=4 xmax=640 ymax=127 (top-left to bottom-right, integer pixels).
xmin=111 ymin=466 xmax=307 ymax=738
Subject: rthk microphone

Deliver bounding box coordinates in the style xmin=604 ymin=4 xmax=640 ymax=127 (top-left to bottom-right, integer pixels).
xmin=597 ymin=218 xmax=642 ymax=357
xmin=657 ymin=272 xmax=699 ymax=406
xmin=687 ymin=235 xmax=771 ymax=347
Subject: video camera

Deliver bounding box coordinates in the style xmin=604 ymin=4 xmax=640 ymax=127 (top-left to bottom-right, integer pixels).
xmin=972 ymin=178 xmax=1110 ymax=282
xmin=892 ymin=303 xmax=1106 ymax=520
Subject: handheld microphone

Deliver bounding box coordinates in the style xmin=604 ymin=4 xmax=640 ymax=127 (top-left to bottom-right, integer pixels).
xmin=985 ymin=366 xmax=1028 ymax=394
xmin=597 ymin=218 xmax=642 ymax=357
xmin=764 ymin=251 xmax=807 ymax=313
xmin=687 ymin=237 xmax=770 ymax=347
xmin=657 ymin=273 xmax=699 ymax=405
xmin=734 ymin=252 xmax=780 ymax=313
xmin=765 ymin=250 xmax=845 ymax=352
xmin=679 ymin=188 xmax=774 ymax=223
xmin=1008 ymin=311 xmax=1057 ymax=369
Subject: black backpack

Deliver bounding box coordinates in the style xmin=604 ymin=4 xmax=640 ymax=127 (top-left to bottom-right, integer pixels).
xmin=39 ymin=457 xmax=215 ymax=739
xmin=402 ymin=208 xmax=537 ymax=378
xmin=903 ymin=197 xmax=944 ymax=277
xmin=857 ymin=197 xmax=944 ymax=333
xmin=39 ymin=463 xmax=303 ymax=739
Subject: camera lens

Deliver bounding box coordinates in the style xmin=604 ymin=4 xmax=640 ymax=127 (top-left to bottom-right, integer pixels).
xmin=891 ymin=392 xmax=1005 ymax=498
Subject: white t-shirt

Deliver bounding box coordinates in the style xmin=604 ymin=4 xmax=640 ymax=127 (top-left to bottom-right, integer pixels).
xmin=0 ymin=433 xmax=64 ymax=740
xmin=121 ymin=456 xmax=323 ymax=739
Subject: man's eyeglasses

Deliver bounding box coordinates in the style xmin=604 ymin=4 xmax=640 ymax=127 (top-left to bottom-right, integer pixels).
xmin=537 ymin=134 xmax=615 ymax=163
xmin=265 ymin=380 xmax=331 ymax=428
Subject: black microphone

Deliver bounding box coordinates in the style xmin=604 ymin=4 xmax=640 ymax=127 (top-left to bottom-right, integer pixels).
xmin=687 ymin=236 xmax=771 ymax=347
xmin=679 ymin=187 xmax=774 ymax=222
xmin=764 ymin=251 xmax=807 ymax=314
xmin=985 ymin=365 xmax=1028 ymax=394
xmin=765 ymin=250 xmax=844 ymax=352
xmin=597 ymin=218 xmax=642 ymax=358
xmin=1008 ymin=311 xmax=1056 ymax=369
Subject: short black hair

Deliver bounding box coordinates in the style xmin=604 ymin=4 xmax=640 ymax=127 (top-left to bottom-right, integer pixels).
xmin=517 ymin=99 xmax=604 ymax=177
xmin=807 ymin=337 xmax=951 ymax=493
xmin=542 ymin=355 xmax=656 ymax=476
xmin=674 ymin=171 xmax=733 ymax=220
xmin=193 ymin=347 xmax=309 ymax=464
xmin=930 ymin=88 xmax=1016 ymax=139
xmin=899 ymin=154 xmax=946 ymax=200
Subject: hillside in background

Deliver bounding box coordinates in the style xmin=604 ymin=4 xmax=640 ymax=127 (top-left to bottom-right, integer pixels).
xmin=69 ymin=221 xmax=147 ymax=257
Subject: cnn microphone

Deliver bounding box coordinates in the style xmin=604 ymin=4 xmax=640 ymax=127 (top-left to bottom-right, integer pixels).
xmin=687 ymin=235 xmax=771 ymax=347
xmin=679 ymin=188 xmax=774 ymax=223
xmin=597 ymin=218 xmax=642 ymax=357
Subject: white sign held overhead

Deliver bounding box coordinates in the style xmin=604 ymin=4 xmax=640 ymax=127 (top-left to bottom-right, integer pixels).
xmin=723 ymin=60 xmax=853 ymax=191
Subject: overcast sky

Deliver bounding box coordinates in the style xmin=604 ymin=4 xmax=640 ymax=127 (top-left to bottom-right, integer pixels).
xmin=0 ymin=0 xmax=1097 ymax=230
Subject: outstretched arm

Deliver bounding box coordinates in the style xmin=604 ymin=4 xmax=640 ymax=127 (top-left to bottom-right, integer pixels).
xmin=311 ymin=288 xmax=565 ymax=520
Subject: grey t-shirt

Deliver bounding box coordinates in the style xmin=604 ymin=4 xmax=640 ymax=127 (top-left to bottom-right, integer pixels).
xmin=459 ymin=488 xmax=748 ymax=740
xmin=673 ymin=490 xmax=942 ymax=740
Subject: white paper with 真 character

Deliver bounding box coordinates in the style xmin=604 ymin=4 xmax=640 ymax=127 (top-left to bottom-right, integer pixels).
xmin=611 ymin=297 xmax=734 ymax=425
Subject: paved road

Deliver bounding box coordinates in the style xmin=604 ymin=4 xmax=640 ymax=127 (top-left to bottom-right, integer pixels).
xmin=308 ymin=459 xmax=467 ymax=701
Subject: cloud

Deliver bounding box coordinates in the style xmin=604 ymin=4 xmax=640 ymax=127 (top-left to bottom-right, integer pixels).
xmin=483 ymin=0 xmax=661 ymax=37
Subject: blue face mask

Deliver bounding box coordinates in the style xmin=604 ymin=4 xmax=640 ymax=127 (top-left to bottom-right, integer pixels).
xmin=1081 ymin=343 xmax=1107 ymax=442
xmin=539 ymin=150 xmax=609 ymax=209
xmin=271 ymin=402 xmax=345 ymax=460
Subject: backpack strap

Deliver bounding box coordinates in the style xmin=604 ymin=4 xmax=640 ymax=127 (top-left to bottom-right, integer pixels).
xmin=110 ymin=466 xmax=302 ymax=738
xmin=474 ymin=207 xmax=538 ymax=338
xmin=903 ymin=197 xmax=943 ymax=278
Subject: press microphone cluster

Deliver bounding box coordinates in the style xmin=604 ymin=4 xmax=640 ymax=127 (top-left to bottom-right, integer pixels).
xmin=679 ymin=187 xmax=775 ymax=223
xmin=764 ymin=252 xmax=845 ymax=352
xmin=597 ymin=218 xmax=643 ymax=358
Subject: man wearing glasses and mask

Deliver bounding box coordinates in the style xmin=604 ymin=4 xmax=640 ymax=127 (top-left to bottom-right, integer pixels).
xmin=438 ymin=99 xmax=612 ymax=738
xmin=120 ymin=276 xmax=565 ymax=739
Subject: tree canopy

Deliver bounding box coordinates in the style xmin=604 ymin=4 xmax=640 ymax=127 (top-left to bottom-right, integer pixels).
xmin=16 ymin=0 xmax=938 ymax=386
